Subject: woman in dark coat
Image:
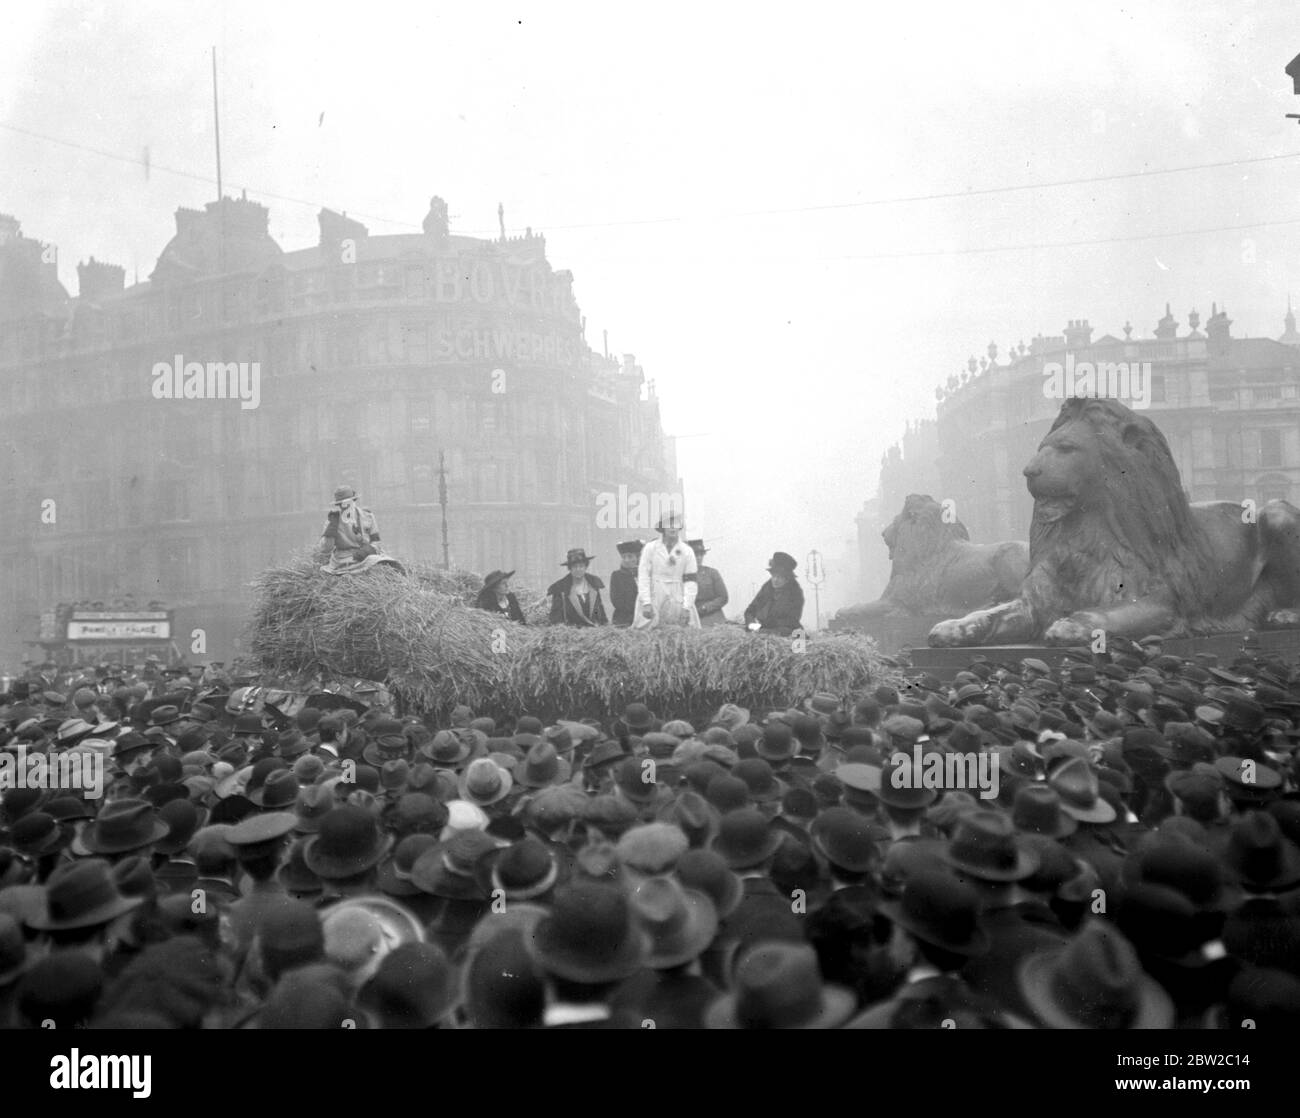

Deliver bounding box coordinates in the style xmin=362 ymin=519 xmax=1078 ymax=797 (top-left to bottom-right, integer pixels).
xmin=547 ymin=549 xmax=608 ymax=627
xmin=475 ymin=570 xmax=527 ymax=623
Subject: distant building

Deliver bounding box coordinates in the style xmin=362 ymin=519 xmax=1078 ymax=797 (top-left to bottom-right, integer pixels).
xmin=0 ymin=198 xmax=681 ymax=664
xmin=866 ymin=306 xmax=1300 ymax=593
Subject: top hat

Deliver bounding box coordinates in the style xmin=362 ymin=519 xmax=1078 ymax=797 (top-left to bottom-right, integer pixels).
xmin=766 ymin=552 xmax=797 ymax=573
xmin=561 ymin=548 xmax=596 ymax=567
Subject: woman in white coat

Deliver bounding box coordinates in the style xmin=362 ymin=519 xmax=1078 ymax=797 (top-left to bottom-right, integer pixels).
xmin=633 ymin=512 xmax=700 ymax=629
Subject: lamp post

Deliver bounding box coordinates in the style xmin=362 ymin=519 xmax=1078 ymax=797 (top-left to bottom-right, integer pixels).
xmin=806 ymin=549 xmax=825 ymax=631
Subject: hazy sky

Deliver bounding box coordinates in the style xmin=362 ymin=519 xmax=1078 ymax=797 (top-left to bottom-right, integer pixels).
xmin=5 ymin=2 xmax=1300 ymax=616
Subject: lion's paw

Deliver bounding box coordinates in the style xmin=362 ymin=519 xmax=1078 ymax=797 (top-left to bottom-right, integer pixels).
xmin=1043 ymin=615 xmax=1095 ymax=646
xmin=928 ymin=616 xmax=986 ymax=647
xmin=1265 ymin=608 xmax=1300 ymax=629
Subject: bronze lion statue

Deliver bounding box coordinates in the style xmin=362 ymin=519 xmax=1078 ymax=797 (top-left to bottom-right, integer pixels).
xmin=928 ymin=397 xmax=1300 ymax=647
xmin=832 ymin=493 xmax=1028 ymax=628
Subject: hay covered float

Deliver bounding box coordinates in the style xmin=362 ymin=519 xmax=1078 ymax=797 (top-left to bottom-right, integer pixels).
xmin=247 ymin=557 xmax=896 ymax=722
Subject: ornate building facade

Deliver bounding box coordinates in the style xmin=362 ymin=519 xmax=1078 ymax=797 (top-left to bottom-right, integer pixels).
xmin=0 ymin=197 xmax=680 ymax=664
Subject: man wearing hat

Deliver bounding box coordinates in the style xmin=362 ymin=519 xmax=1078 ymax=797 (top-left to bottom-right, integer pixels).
xmin=744 ymin=553 xmax=804 ymax=637
xmin=942 ymin=811 xmax=1069 ymax=1020
xmin=223 ymin=812 xmax=298 ymax=955
xmin=687 ymin=539 xmax=729 ymax=627
xmin=609 ymin=540 xmax=644 ymax=628
xmin=474 ymin=570 xmax=526 ymax=623
xmin=528 ymin=879 xmax=649 ymax=1028
xmin=612 ymin=875 xmax=720 ymax=1029
xmin=632 ymin=510 xmax=700 ymax=630
xmin=846 ymin=869 xmax=1004 ymax=1029
xmin=547 ymin=549 xmax=609 ymax=626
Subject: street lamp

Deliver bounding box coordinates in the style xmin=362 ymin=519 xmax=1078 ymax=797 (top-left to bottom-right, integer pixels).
xmin=806 ymin=549 xmax=825 ymax=631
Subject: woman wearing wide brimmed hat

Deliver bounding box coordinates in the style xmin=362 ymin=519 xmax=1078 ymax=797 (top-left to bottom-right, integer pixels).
xmin=632 ymin=511 xmax=700 ymax=630
xmin=547 ymin=550 xmax=609 ymax=627
xmin=474 ymin=570 xmax=527 ymax=624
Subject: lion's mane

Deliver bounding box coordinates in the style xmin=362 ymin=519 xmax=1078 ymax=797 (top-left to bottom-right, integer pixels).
xmin=1021 ymin=398 xmax=1219 ymax=626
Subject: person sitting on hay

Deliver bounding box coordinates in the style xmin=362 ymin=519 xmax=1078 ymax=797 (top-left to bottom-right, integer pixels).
xmin=744 ymin=551 xmax=804 ymax=636
xmin=633 ymin=512 xmax=700 ymax=630
xmin=475 ymin=570 xmax=527 ymax=623
xmin=547 ymin=549 xmax=609 ymax=626
xmin=318 ymin=486 xmax=403 ymax=575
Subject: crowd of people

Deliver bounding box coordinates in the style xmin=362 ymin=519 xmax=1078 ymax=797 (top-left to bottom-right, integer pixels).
xmin=1 ymin=634 xmax=1299 ymax=1029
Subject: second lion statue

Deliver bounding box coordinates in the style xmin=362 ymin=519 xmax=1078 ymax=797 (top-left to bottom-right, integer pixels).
xmin=928 ymin=397 xmax=1300 ymax=647
xmin=832 ymin=493 xmax=1028 ymax=627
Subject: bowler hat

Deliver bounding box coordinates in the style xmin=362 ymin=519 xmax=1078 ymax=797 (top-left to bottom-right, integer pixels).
xmin=710 ymin=808 xmax=781 ymax=869
xmin=810 ymin=806 xmax=878 ymax=873
xmin=10 ymin=812 xmax=68 ymax=857
xmin=528 ymin=880 xmax=649 ymax=983
xmin=490 ymin=838 xmax=559 ymax=901
xmin=303 ymin=806 xmax=393 ymax=880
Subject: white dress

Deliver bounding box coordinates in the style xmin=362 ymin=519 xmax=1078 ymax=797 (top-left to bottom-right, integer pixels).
xmin=632 ymin=538 xmax=700 ymax=629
